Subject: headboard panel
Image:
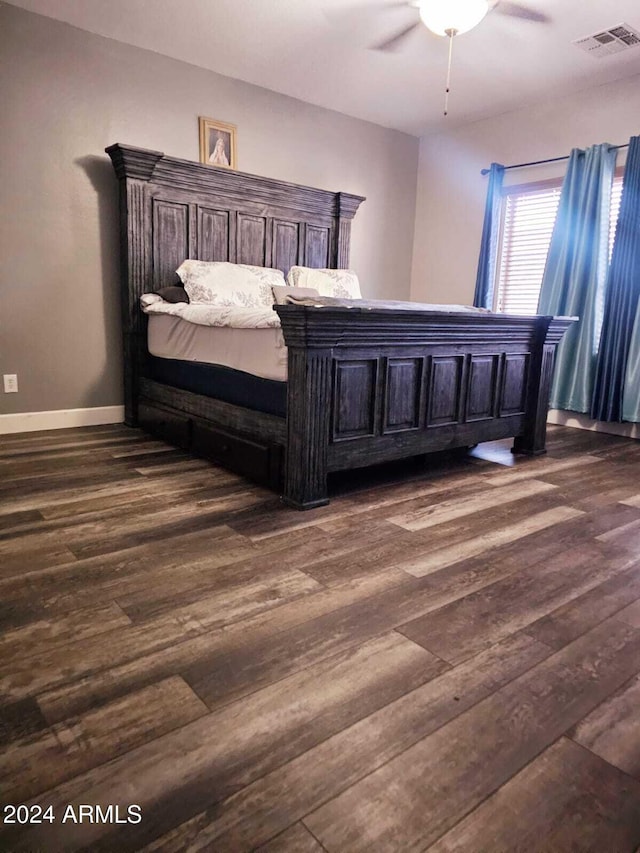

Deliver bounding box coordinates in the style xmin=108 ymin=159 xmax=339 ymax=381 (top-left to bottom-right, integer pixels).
xmin=106 ymin=144 xmax=365 ymax=423
xmin=145 ymin=184 xmax=340 ymax=277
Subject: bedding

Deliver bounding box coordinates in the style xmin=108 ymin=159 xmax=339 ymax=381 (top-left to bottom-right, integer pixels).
xmin=272 ymin=285 xmax=320 ymax=304
xmin=280 ymin=295 xmax=492 ymax=313
xmin=146 ymin=313 xmax=287 ymax=381
xmin=141 ymin=291 xmax=489 ymax=386
xmin=140 ymin=294 xmax=280 ymax=328
xmin=176 ymin=260 xmax=285 ymax=306
xmin=286 ymin=266 xmax=362 ymax=299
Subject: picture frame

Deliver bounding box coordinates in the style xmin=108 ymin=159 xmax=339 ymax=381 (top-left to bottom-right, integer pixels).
xmin=198 ymin=116 xmax=237 ymax=169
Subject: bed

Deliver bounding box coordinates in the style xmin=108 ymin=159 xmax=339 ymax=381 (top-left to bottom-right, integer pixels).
xmin=107 ymin=143 xmax=574 ymax=508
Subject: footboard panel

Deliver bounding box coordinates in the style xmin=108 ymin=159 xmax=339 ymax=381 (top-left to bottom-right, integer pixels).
xmin=276 ymin=305 xmax=575 ymax=509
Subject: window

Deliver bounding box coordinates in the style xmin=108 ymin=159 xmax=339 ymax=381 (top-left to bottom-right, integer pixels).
xmin=494 ymin=173 xmax=624 ymax=315
xmin=608 ymin=176 xmax=624 ymax=257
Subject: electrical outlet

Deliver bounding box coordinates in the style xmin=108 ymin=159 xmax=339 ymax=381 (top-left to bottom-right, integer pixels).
xmin=3 ymin=374 xmax=18 ymax=393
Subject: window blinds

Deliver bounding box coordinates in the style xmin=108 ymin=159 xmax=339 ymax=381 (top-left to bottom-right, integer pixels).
xmin=495 ymin=185 xmax=562 ymax=315
xmin=495 ymin=176 xmax=623 ymax=315
xmin=609 ymin=177 xmax=623 ymax=258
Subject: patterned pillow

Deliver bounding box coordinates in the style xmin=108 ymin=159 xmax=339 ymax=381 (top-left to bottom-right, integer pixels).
xmin=286 ymin=267 xmax=362 ymax=299
xmin=176 ymin=260 xmax=285 ymax=307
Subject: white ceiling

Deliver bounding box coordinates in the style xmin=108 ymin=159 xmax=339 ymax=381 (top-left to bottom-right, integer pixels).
xmin=9 ymin=0 xmax=640 ymax=135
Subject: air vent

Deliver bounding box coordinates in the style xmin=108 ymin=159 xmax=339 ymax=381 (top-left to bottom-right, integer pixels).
xmin=573 ymin=23 xmax=640 ymax=58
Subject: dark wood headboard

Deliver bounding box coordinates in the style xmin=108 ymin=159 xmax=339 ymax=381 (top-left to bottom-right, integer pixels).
xmin=106 ymin=143 xmax=365 ymax=423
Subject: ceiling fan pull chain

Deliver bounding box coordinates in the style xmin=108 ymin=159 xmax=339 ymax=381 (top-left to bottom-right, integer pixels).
xmin=443 ymin=28 xmax=457 ymax=116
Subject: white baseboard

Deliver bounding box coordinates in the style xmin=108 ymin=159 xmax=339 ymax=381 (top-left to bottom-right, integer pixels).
xmin=0 ymin=406 xmax=125 ymax=435
xmin=547 ymin=409 xmax=640 ymax=440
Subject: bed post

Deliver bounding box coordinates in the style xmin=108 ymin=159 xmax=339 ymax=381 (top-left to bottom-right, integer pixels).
xmin=335 ymin=192 xmax=365 ymax=268
xmin=106 ymin=144 xmax=163 ymax=426
xmin=512 ymin=316 xmax=575 ymax=455
xmin=282 ymin=347 xmax=333 ymax=509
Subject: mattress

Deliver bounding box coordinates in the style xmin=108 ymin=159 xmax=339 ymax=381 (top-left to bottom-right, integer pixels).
xmin=147 ymin=314 xmax=288 ymax=382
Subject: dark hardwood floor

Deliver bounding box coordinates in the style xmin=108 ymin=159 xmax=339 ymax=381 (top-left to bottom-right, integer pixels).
xmin=1 ymin=423 xmax=640 ymax=852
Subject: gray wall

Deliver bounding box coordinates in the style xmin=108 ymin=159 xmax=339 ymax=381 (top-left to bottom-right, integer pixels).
xmin=0 ymin=4 xmax=419 ymax=415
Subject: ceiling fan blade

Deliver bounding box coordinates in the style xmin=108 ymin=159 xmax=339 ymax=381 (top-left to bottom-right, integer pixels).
xmin=493 ymin=1 xmax=550 ymax=23
xmin=372 ymin=20 xmax=421 ymax=51
xmin=323 ymin=0 xmax=411 ymax=26
xmin=323 ymin=1 xmax=419 ymax=50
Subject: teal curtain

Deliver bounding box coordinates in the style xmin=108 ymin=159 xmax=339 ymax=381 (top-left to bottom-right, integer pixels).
xmin=537 ymin=143 xmax=617 ymax=412
xmin=473 ymin=162 xmax=505 ymax=309
xmin=623 ymin=304 xmax=640 ymax=421
xmin=592 ymin=136 xmax=640 ymax=422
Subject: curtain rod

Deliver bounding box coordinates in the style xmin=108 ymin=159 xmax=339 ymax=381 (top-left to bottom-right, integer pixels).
xmin=480 ymin=143 xmax=630 ymax=176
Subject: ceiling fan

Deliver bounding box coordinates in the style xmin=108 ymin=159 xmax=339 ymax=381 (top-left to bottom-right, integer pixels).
xmin=325 ymin=0 xmax=549 ymax=115
xmin=362 ymin=0 xmax=550 ymax=52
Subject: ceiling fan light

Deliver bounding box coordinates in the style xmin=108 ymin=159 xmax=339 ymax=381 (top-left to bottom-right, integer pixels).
xmin=419 ymin=0 xmax=489 ymax=36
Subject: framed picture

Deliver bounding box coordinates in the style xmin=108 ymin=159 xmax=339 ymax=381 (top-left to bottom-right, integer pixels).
xmin=199 ymin=116 xmax=237 ymax=169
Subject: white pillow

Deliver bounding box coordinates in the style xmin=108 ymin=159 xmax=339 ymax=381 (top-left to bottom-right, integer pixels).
xmin=286 ymin=266 xmax=362 ymax=299
xmin=176 ymin=260 xmax=285 ymax=307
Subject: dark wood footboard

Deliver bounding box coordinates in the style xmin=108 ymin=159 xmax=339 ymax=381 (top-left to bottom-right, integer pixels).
xmin=276 ymin=305 xmax=575 ymax=509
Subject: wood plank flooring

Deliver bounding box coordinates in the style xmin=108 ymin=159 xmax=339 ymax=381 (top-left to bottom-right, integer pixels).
xmin=1 ymin=423 xmax=640 ymax=851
